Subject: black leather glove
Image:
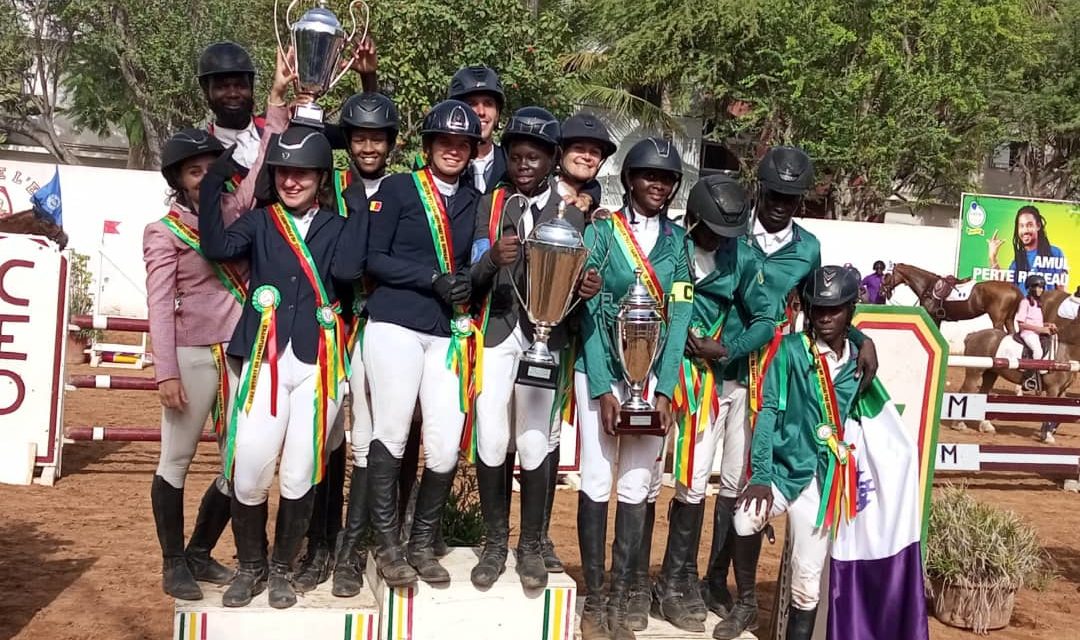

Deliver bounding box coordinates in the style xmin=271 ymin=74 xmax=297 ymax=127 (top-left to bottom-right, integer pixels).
xmin=433 ymin=272 xmax=459 ymax=305
xmin=449 ymin=271 xmax=472 ymax=305
xmin=206 ymin=145 xmax=238 ymax=183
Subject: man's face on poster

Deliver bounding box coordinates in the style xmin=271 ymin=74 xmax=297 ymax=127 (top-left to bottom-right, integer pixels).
xmin=1018 ymin=212 xmax=1041 ymax=249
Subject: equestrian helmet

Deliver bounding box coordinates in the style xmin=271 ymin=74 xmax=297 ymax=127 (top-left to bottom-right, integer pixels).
xmin=560 ymin=112 xmax=617 ymax=158
xmin=1025 ymin=274 xmax=1046 ymax=290
xmin=757 ymin=145 xmax=814 ymax=196
xmin=339 ymin=92 xmax=400 ymax=147
xmin=803 ymin=265 xmax=862 ymax=308
xmin=265 ymin=126 xmax=333 ymax=172
xmin=502 ymin=106 xmax=561 ymax=150
xmin=621 ymin=137 xmax=684 ymax=196
xmin=447 ymin=65 xmax=505 ymax=111
xmin=161 ymin=128 xmax=225 ymax=177
xmin=686 ymin=174 xmax=751 ymax=238
xmin=197 ymin=42 xmax=256 ymax=86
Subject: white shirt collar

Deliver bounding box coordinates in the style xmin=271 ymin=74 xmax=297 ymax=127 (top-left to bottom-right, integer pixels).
xmin=211 ymin=119 xmax=261 ymax=169
xmin=556 ymin=179 xmax=573 ymax=198
xmin=814 ymin=337 xmax=852 ymax=376
xmin=433 ymin=174 xmax=459 ymax=197
xmin=528 ymin=185 xmax=552 ymax=212
xmin=752 ymin=217 xmax=794 ymax=254
xmin=470 ymin=146 xmax=496 ymax=192
xmin=362 ymin=175 xmax=386 ymax=199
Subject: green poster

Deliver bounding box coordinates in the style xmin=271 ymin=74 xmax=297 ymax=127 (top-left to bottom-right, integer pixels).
xmin=956 ymin=192 xmax=1080 ymax=295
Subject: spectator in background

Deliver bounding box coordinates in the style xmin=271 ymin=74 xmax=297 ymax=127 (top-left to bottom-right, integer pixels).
xmin=861 ymin=260 xmax=887 ymax=304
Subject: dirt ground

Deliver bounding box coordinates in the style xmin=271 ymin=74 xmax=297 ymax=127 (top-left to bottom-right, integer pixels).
xmin=0 ymin=365 xmax=1077 ymax=640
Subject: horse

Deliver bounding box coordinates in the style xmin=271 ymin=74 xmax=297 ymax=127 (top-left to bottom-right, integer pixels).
xmin=952 ymin=289 xmax=1075 ymax=442
xmin=0 ymin=209 xmax=68 ymax=249
xmin=880 ymin=263 xmax=1021 ymax=331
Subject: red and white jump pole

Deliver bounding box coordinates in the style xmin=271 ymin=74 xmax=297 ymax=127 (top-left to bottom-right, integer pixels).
xmin=69 ymin=314 xmax=150 ymax=333
xmin=64 ymin=427 xmax=215 ymax=442
xmin=947 ymin=355 xmax=1080 ymax=373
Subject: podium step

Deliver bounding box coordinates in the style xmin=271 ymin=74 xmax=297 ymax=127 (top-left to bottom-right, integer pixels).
xmin=173 ymin=581 xmax=378 ymax=640
xmin=367 ymin=547 xmax=578 ymax=640
xmin=625 ymin=610 xmax=759 ymax=640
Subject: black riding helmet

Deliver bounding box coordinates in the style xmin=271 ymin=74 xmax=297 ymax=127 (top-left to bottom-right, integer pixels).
xmin=560 ymin=112 xmax=616 ymax=158
xmin=1025 ymin=274 xmax=1046 ymax=291
xmin=502 ymin=106 xmax=561 ymax=151
xmin=160 ymin=129 xmax=225 ymax=194
xmin=339 ymin=92 xmax=400 ymax=147
xmin=757 ymin=145 xmax=814 ymax=196
xmin=621 ymin=137 xmax=684 ymax=204
xmin=803 ymin=265 xmax=862 ymax=309
xmin=421 ymin=99 xmax=483 ymax=158
xmin=447 ymin=65 xmax=505 ymax=112
xmin=266 ymin=126 xmax=334 ymax=172
xmin=197 ymin=41 xmax=256 ymax=89
xmin=686 ymin=174 xmax=751 ymax=238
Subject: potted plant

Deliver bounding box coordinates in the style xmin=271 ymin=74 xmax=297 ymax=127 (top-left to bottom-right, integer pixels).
xmin=926 ymin=484 xmax=1045 ymax=634
xmin=66 ymin=252 xmax=99 ymax=364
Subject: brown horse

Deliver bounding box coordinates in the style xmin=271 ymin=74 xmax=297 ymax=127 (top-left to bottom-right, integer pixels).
xmin=0 ymin=209 xmax=68 ymax=249
xmin=880 ymin=263 xmax=1021 ymax=331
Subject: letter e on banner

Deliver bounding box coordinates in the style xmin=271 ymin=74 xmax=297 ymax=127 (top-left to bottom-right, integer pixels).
xmin=0 ymin=234 xmax=68 ymax=481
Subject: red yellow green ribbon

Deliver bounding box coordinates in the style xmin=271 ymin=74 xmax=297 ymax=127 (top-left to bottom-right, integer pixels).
xmin=268 ymin=204 xmax=350 ymax=484
xmin=225 ymin=284 xmax=280 ymax=480
xmin=412 ymin=169 xmax=484 ymax=460
xmin=333 ymin=168 xmax=353 ymax=218
xmin=610 ymin=210 xmax=666 ymax=319
xmin=803 ymin=334 xmax=858 ymax=537
xmin=671 ymin=315 xmax=725 ymax=487
xmin=209 ymin=343 xmax=229 ymax=439
xmin=160 ymin=209 xmax=247 ymax=305
xmin=748 ymin=300 xmax=797 ymax=424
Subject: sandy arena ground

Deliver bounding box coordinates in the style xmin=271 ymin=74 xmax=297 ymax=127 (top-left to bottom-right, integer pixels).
xmin=0 ymin=364 xmax=1077 ymax=639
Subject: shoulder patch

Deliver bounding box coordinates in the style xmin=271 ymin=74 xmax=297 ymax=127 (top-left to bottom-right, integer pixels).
xmin=672 ymin=281 xmax=694 ymax=303
xmin=369 ymin=201 xmax=382 ymax=213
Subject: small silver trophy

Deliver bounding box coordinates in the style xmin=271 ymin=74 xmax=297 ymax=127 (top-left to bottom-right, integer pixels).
xmin=512 ymin=200 xmax=590 ymax=388
xmin=613 ymin=269 xmax=665 ymax=435
xmin=275 ymin=0 xmax=369 ymax=127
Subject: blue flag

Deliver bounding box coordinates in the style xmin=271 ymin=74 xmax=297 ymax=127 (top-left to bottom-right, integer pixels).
xmin=30 ymin=169 xmax=63 ymax=226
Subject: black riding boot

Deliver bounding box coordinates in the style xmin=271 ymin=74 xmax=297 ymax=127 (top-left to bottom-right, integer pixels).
xmin=398 ymin=421 xmax=421 ymax=528
xmin=540 ymin=450 xmax=564 ymax=572
xmin=408 ymin=466 xmax=457 ymax=584
xmin=711 ymin=532 xmax=762 ymax=639
xmin=294 ymin=443 xmax=345 ymax=593
xmin=578 ymin=494 xmax=609 ymax=640
xmin=333 ymin=465 xmax=369 ymax=597
xmin=702 ymin=496 xmax=737 ymax=618
xmin=786 ymin=606 xmax=817 ymax=640
xmin=471 ymin=460 xmax=509 ymax=588
xmin=516 ymin=463 xmax=549 ymax=590
xmin=653 ymin=499 xmax=705 ymax=632
xmin=626 ymin=500 xmax=655 ymax=631
xmin=151 ymin=475 xmax=202 ymax=600
xmin=185 ymin=479 xmax=235 ymax=585
xmin=681 ymin=498 xmax=707 ymax=622
xmin=609 ymin=501 xmax=647 ymax=640
xmin=222 ymin=499 xmax=269 ymax=607
xmin=268 ymin=488 xmax=316 ymax=609
xmin=369 ymin=440 xmax=417 ymax=587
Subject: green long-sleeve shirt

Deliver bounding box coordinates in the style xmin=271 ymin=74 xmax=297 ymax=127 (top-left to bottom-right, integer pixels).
xmin=749 ymin=333 xmax=861 ymax=501
xmin=577 ymin=213 xmax=693 ymax=400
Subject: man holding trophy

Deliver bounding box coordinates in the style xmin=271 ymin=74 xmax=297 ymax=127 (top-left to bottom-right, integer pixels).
xmin=574 ymin=137 xmax=694 ymax=640
xmin=468 ymin=106 xmax=601 ymax=592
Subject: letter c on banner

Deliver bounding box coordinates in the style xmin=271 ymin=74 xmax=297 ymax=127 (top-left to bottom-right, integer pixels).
xmin=0 ymin=259 xmax=33 ymax=306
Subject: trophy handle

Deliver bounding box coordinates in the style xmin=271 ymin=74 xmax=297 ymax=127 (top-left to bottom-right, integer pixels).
xmin=328 ymin=0 xmax=371 ymax=89
xmin=274 ymin=0 xmax=303 ymax=76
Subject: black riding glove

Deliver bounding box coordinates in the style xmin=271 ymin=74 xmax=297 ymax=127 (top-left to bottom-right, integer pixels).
xmin=433 ymin=272 xmax=460 ymax=305
xmin=449 ymin=269 xmax=472 ymax=305
xmin=206 ymin=145 xmax=238 ymax=183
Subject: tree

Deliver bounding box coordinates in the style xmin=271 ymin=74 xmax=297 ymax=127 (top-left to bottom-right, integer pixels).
xmin=0 ymin=0 xmax=82 ymax=164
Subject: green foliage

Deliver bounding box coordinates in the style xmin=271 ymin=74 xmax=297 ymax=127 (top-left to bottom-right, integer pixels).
xmin=440 ymin=457 xmax=485 ymax=546
xmin=67 ymin=251 xmax=101 ymax=341
xmin=927 ymin=484 xmax=1047 ymax=633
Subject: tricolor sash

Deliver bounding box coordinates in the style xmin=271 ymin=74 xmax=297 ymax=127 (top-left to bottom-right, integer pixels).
xmin=671 ymin=315 xmax=725 ymax=488
xmin=803 ymin=334 xmax=858 ymax=537
xmin=333 ymin=168 xmax=353 ymax=218
xmin=610 ymin=210 xmax=666 ymax=318
xmin=159 ymin=209 xmax=247 ymax=305
xmin=411 ymin=169 xmax=484 ymax=456
xmin=209 ymin=343 xmax=230 ymax=439
xmin=268 ymin=203 xmax=350 ymax=484
xmin=748 ymin=299 xmax=797 ymax=423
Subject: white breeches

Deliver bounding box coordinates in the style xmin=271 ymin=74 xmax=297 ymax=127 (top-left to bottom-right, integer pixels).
xmin=231 ymin=343 xmax=345 ymax=505
xmin=364 ymin=321 xmax=464 ymax=474
xmin=665 ymin=381 xmax=750 ymax=504
xmin=475 ymin=325 xmax=559 ymax=470
xmin=157 ymin=345 xmax=238 ymax=496
xmin=345 ymin=338 xmax=373 ymax=468
xmin=1020 ymin=331 xmax=1044 ymax=360
xmin=733 ymin=481 xmax=829 ymax=610
xmin=576 ymin=370 xmax=664 ymax=504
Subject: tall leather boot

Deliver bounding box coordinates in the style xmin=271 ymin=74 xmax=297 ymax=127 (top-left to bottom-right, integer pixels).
xmin=609 ymin=501 xmax=647 ymax=640
xmin=397 ymin=422 xmax=421 ymax=528
xmin=471 ymin=460 xmax=509 ymax=588
xmin=702 ymin=496 xmax=737 ymax=618
xmin=294 ymin=443 xmax=345 ymax=593
xmin=652 ymin=499 xmax=705 ymax=632
xmin=151 ymin=475 xmax=203 ymax=600
xmin=369 ymin=440 xmax=417 ymax=587
xmin=785 ymin=606 xmax=817 ymax=640
xmin=681 ymin=498 xmax=707 ymax=622
xmin=408 ymin=466 xmax=457 ymax=584
xmin=626 ymin=500 xmax=655 ymax=631
xmin=711 ymin=532 xmax=762 ymax=639
xmin=578 ymin=494 xmax=609 ymax=640
xmin=185 ymin=479 xmax=235 ymax=585
xmin=222 ymin=498 xmax=269 ymax=607
xmin=539 ymin=450 xmax=564 ymax=572
xmin=516 ymin=463 xmax=549 ymax=590
xmin=333 ymin=465 xmax=369 ymax=597
xmin=268 ymin=488 xmax=317 ymax=609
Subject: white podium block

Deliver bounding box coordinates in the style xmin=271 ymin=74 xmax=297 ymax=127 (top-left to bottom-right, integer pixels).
xmin=367 ymin=547 xmax=577 ymax=640
xmin=630 ymin=610 xmax=758 ymax=639
xmin=173 ymin=581 xmax=378 ymax=640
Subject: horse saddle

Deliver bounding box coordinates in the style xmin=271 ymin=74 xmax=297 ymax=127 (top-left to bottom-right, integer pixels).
xmin=930 ymin=276 xmax=965 ymax=301
xmin=1011 ymin=333 xmax=1055 ymax=361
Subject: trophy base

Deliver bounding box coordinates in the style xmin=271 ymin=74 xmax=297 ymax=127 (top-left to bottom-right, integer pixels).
xmin=515 ymin=359 xmax=558 ymax=389
xmin=615 ymin=410 xmax=664 ymax=436
xmin=290 ymin=102 xmax=326 ymax=129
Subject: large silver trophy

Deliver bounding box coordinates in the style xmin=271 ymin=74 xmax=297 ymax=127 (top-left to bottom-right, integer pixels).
xmin=512 ymin=200 xmax=590 ymax=389
xmin=613 ymin=269 xmax=665 ymax=435
xmin=275 ymin=0 xmax=369 ymax=127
